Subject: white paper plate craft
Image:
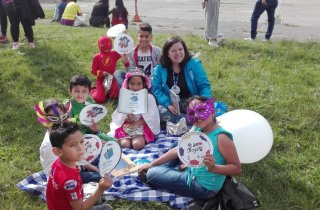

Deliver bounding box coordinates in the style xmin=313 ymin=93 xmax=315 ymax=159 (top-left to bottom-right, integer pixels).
xmin=77 ymin=134 xmax=102 ymax=165
xmin=80 ymin=104 xmax=107 ymax=126
xmin=99 ymin=140 xmax=122 ymax=176
xmin=217 ymin=109 xmax=273 ymax=164
xmin=114 ymin=33 xmax=134 ymax=55
xmin=178 ymin=131 xmax=213 ymax=168
xmin=106 ymin=24 xmax=126 ymax=37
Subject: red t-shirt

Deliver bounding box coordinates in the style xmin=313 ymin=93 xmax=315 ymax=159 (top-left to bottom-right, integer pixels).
xmin=46 ymin=159 xmax=83 ymax=210
xmin=91 ymin=51 xmax=121 ymax=78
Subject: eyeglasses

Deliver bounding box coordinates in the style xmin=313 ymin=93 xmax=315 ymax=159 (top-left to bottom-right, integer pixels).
xmin=47 ymin=113 xmax=69 ymax=123
xmin=186 ymin=99 xmax=214 ymax=124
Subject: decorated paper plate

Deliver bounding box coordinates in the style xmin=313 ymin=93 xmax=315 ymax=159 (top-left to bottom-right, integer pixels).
xmin=114 ymin=33 xmax=134 ymax=55
xmin=99 ymin=140 xmax=122 ymax=176
xmin=77 ymin=134 xmax=102 ymax=165
xmin=106 ymin=24 xmax=126 ymax=37
xmin=177 ymin=131 xmax=213 ymax=168
xmin=80 ymin=104 xmax=107 ymax=126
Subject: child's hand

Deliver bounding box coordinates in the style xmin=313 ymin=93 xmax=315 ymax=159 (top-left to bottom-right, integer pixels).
xmin=88 ymin=120 xmax=99 ymax=133
xmin=102 ymin=71 xmax=110 ymax=76
xmin=203 ymin=153 xmax=215 ymax=172
xmin=126 ymin=114 xmax=135 ymax=122
xmin=168 ymin=105 xmax=178 ymax=115
xmin=138 ymin=163 xmax=152 ymax=176
xmin=84 ymin=163 xmax=99 ymax=172
xmin=262 ymin=0 xmax=267 ymax=5
xmin=98 ymin=175 xmax=113 ymax=191
xmin=121 ymin=53 xmax=129 ymax=64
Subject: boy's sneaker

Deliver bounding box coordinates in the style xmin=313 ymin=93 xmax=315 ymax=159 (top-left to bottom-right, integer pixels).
xmin=12 ymin=42 xmax=20 ymax=50
xmin=28 ymin=42 xmax=35 ymax=48
xmin=263 ymin=38 xmax=271 ymax=42
xmin=0 ymin=35 xmax=9 ymax=43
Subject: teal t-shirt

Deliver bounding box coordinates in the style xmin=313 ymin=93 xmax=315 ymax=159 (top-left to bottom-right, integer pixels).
xmin=186 ymin=126 xmax=233 ymax=191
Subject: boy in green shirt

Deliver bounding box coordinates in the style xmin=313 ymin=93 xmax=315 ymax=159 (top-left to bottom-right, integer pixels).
xmin=68 ymin=75 xmax=113 ymax=141
xmin=67 ymin=75 xmax=114 ymax=183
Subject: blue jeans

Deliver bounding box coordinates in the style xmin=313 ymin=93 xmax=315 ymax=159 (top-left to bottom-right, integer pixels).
xmin=80 ymin=155 xmax=102 ymax=183
xmin=53 ymin=2 xmax=67 ymax=21
xmin=146 ymin=159 xmax=217 ymax=199
xmin=114 ymin=70 xmax=126 ymax=88
xmin=250 ymin=0 xmax=278 ymax=39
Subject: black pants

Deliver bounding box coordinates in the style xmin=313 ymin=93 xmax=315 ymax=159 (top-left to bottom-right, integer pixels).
xmin=7 ymin=7 xmax=33 ymax=42
xmin=0 ymin=4 xmax=8 ymax=35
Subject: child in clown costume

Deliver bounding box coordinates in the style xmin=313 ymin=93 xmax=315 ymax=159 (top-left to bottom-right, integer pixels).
xmin=109 ymin=69 xmax=160 ymax=150
xmin=91 ymin=35 xmax=129 ymax=103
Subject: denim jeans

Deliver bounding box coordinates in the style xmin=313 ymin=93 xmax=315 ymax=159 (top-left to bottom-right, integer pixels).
xmin=80 ymin=155 xmax=102 ymax=183
xmin=114 ymin=70 xmax=126 ymax=88
xmin=146 ymin=158 xmax=217 ymax=199
xmin=53 ymin=2 xmax=67 ymax=21
xmin=250 ymin=0 xmax=278 ymax=39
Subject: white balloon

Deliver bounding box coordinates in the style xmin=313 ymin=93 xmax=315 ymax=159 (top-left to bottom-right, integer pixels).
xmin=217 ymin=109 xmax=273 ymax=164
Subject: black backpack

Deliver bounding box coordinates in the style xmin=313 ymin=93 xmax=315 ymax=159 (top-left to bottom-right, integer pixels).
xmin=199 ymin=176 xmax=261 ymax=210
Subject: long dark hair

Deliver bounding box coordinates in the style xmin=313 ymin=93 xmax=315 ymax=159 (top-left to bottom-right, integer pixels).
xmin=159 ymin=36 xmax=192 ymax=71
xmin=113 ymin=0 xmax=128 ymax=21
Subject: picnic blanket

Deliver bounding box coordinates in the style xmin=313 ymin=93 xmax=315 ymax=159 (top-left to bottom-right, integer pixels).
xmin=16 ymin=131 xmax=193 ymax=209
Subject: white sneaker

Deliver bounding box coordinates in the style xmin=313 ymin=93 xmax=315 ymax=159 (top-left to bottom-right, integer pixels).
xmin=12 ymin=42 xmax=20 ymax=50
xmin=28 ymin=42 xmax=35 ymax=48
xmin=244 ymin=37 xmax=255 ymax=41
xmin=208 ymin=40 xmax=219 ymax=47
xmin=262 ymin=38 xmax=270 ymax=42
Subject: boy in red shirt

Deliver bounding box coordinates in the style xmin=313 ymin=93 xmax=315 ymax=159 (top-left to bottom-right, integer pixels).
xmin=46 ymin=122 xmax=113 ymax=210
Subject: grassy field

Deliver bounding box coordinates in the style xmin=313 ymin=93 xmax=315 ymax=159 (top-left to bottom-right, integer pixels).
xmin=0 ymin=12 xmax=319 ymax=210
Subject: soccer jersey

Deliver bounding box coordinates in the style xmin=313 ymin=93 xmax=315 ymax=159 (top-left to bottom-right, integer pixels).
xmin=46 ymin=159 xmax=83 ymax=210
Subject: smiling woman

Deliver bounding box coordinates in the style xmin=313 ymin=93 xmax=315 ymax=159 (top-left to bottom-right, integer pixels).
xmin=151 ymin=36 xmax=212 ymax=127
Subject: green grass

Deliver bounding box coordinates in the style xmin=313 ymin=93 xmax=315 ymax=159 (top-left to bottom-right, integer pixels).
xmin=0 ymin=12 xmax=320 ymax=210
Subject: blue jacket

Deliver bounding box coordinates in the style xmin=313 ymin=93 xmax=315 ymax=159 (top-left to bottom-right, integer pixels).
xmin=152 ymin=57 xmax=212 ymax=108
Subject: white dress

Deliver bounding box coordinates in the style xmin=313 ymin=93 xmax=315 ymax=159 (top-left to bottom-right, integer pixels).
xmin=39 ymin=131 xmax=57 ymax=176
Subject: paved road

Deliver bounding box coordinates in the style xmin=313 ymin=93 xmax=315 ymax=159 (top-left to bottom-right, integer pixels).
xmin=41 ymin=0 xmax=320 ymax=41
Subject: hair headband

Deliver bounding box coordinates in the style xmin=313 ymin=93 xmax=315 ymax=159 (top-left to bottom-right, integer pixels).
xmin=121 ymin=68 xmax=151 ymax=89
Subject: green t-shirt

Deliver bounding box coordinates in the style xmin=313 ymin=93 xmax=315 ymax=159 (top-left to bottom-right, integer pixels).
xmin=66 ymin=97 xmax=114 ymax=142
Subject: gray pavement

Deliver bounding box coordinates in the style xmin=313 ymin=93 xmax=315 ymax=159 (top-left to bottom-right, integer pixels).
xmin=41 ymin=0 xmax=320 ymax=41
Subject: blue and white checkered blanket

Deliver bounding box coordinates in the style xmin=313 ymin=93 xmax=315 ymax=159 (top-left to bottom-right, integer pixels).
xmin=16 ymin=131 xmax=193 ymax=209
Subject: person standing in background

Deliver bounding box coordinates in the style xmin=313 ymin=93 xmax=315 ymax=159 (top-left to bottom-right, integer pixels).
xmin=0 ymin=2 xmax=9 ymax=43
xmin=203 ymin=0 xmax=223 ymax=47
xmin=246 ymin=0 xmax=278 ymax=41
xmin=4 ymin=0 xmax=45 ymax=49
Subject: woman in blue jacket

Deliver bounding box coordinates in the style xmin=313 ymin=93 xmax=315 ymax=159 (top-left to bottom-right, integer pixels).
xmin=152 ymin=36 xmax=212 ymax=126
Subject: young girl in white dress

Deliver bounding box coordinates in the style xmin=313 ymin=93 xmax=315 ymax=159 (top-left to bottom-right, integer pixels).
xmin=109 ymin=69 xmax=160 ymax=150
